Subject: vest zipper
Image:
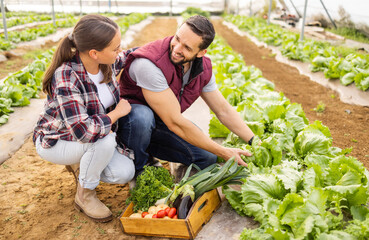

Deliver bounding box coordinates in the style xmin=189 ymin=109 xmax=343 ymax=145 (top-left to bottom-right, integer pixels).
xmin=179 ymin=87 xmax=184 ymax=103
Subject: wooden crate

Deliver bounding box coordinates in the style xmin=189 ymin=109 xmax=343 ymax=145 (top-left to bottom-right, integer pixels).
xmin=119 ymin=189 xmax=221 ymax=239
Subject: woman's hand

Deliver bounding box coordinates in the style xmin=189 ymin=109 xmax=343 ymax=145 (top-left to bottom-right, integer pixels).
xmin=115 ymin=98 xmax=131 ymax=117
xmin=107 ymin=99 xmax=131 ymax=123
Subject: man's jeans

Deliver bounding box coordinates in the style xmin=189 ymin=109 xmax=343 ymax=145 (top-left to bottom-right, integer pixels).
xmin=117 ymin=104 xmax=217 ymax=172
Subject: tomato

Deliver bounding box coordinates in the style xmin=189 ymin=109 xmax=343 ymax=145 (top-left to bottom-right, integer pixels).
xmin=141 ymin=211 xmax=149 ymax=218
xmin=152 ymin=214 xmax=157 ymax=218
xmin=173 ymin=214 xmax=178 ymax=219
xmin=168 ymin=207 xmax=177 ymax=218
xmin=164 ymin=207 xmax=170 ymax=216
xmin=156 ymin=210 xmax=166 ymax=218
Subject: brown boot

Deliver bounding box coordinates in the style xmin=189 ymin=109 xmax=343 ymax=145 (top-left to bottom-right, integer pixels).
xmin=74 ymin=183 xmax=113 ymax=222
xmin=65 ymin=163 xmax=80 ymax=185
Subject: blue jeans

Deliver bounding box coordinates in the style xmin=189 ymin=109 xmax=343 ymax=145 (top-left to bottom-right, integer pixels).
xmin=117 ymin=104 xmax=217 ymax=172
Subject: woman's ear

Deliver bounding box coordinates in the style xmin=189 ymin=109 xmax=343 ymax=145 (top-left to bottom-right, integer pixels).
xmin=88 ymin=49 xmax=98 ymax=60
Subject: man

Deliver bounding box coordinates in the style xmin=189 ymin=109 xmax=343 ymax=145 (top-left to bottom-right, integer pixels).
xmin=117 ymin=15 xmax=255 ymax=174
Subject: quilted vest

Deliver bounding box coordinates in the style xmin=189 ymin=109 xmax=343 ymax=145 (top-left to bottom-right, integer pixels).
xmin=120 ymin=36 xmax=213 ymax=113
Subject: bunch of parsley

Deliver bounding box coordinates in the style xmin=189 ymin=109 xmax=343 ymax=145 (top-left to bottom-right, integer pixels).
xmin=126 ymin=166 xmax=174 ymax=212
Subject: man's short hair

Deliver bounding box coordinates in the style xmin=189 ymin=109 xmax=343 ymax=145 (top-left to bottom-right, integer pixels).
xmin=184 ymin=15 xmax=215 ymax=50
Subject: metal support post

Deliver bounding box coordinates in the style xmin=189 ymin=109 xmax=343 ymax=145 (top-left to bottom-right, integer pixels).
xmin=80 ymin=0 xmax=82 ymax=15
xmin=300 ymin=0 xmax=308 ymax=41
xmin=319 ymin=0 xmax=337 ymax=29
xmin=1 ymin=0 xmax=7 ymax=40
xmin=51 ymin=0 xmax=56 ymax=27
xmin=109 ymin=0 xmax=111 ymax=12
xmin=169 ymin=0 xmax=173 ymax=16
xmin=289 ymin=0 xmax=301 ymax=18
xmin=267 ymin=0 xmax=272 ymax=25
xmin=249 ymin=0 xmax=252 ymax=17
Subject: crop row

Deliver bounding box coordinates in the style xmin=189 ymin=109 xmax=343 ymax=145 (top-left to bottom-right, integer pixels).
xmin=0 ymin=13 xmax=74 ymax=29
xmin=207 ymin=36 xmax=369 ymax=239
xmin=224 ymin=15 xmax=369 ymax=92
xmin=0 ymin=17 xmax=78 ymax=51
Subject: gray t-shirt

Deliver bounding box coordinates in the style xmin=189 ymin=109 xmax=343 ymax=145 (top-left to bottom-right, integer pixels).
xmin=128 ymin=58 xmax=217 ymax=92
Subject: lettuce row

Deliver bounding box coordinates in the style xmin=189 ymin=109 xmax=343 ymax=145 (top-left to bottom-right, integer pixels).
xmin=224 ymin=15 xmax=369 ymax=91
xmin=207 ymin=36 xmax=369 ymax=239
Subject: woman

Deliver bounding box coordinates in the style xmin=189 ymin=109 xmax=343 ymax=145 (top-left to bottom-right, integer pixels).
xmin=33 ymin=15 xmax=135 ymax=222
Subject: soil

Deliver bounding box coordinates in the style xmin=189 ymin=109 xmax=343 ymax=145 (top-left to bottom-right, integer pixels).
xmin=0 ymin=40 xmax=58 ymax=80
xmin=0 ymin=16 xmax=368 ymax=240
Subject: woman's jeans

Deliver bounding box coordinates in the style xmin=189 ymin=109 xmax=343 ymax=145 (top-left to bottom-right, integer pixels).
xmin=35 ymin=132 xmax=135 ymax=190
xmin=117 ymin=104 xmax=217 ymax=172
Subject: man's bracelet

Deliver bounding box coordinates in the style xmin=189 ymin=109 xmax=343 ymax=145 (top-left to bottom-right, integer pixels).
xmin=248 ymin=136 xmax=254 ymax=145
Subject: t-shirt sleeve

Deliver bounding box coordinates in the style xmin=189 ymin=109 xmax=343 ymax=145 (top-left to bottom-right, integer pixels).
xmin=128 ymin=58 xmax=169 ymax=92
xmin=202 ymin=73 xmax=218 ymax=92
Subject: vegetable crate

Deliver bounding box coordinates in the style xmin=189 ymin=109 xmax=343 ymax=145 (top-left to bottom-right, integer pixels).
xmin=119 ymin=189 xmax=221 ymax=239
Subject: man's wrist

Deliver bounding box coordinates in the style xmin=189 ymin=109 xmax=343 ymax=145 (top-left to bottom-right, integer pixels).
xmin=248 ymin=136 xmax=254 ymax=145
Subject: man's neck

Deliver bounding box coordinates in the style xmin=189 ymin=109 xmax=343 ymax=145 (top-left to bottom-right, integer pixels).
xmin=182 ymin=62 xmax=191 ymax=74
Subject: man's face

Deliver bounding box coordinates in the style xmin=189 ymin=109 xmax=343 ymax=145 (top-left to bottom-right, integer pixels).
xmin=169 ymin=23 xmax=207 ymax=66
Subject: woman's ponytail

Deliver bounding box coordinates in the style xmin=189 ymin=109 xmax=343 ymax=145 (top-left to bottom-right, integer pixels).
xmin=42 ymin=35 xmax=75 ymax=97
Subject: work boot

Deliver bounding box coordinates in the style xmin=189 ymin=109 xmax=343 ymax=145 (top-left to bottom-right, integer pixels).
xmin=65 ymin=163 xmax=80 ymax=185
xmin=74 ymin=183 xmax=113 ymax=222
xmin=147 ymin=156 xmax=163 ymax=168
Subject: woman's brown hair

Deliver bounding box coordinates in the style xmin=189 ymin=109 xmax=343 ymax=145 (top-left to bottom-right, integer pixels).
xmin=42 ymin=14 xmax=119 ymax=96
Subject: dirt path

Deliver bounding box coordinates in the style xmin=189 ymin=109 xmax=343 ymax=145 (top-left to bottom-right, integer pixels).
xmin=212 ymin=20 xmax=369 ymax=169
xmin=0 ymin=17 xmax=178 ymax=240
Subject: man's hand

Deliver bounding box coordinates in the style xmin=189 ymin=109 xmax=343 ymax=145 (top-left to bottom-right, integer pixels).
xmin=222 ymin=147 xmax=252 ymax=167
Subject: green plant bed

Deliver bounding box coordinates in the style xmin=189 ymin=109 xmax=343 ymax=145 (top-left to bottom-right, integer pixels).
xmin=207 ymin=36 xmax=369 ymax=240
xmin=327 ymin=27 xmax=369 ymax=44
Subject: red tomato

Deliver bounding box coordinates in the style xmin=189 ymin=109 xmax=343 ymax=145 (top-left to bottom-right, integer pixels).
xmin=152 ymin=214 xmax=157 ymax=218
xmin=141 ymin=212 xmax=149 ymax=218
xmin=168 ymin=208 xmax=177 ymax=218
xmin=164 ymin=207 xmax=170 ymax=216
xmin=157 ymin=210 xmax=166 ymax=218
xmin=173 ymin=214 xmax=178 ymax=219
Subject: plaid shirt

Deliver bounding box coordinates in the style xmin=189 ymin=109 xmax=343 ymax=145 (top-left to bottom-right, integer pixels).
xmin=33 ymin=50 xmax=130 ymax=149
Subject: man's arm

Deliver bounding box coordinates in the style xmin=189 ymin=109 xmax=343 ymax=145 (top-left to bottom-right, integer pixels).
xmin=142 ymin=88 xmax=249 ymax=166
xmin=201 ymin=89 xmax=254 ymax=143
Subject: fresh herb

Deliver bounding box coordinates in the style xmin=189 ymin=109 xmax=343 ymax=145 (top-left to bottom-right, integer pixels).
xmin=127 ymin=166 xmax=174 ymax=212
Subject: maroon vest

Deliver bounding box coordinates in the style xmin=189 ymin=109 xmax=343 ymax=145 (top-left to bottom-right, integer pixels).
xmin=120 ymin=36 xmax=213 ymax=113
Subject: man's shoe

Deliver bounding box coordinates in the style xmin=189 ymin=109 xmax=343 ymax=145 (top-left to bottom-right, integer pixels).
xmin=147 ymin=156 xmax=163 ymax=168
xmin=66 ymin=163 xmax=80 ymax=185
xmin=74 ymin=183 xmax=113 ymax=222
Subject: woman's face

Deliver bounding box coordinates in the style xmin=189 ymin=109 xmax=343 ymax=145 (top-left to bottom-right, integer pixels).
xmin=96 ymin=29 xmax=122 ymax=65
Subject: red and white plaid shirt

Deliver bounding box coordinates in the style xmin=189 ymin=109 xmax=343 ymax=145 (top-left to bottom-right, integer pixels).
xmin=33 ymin=50 xmax=131 ymax=149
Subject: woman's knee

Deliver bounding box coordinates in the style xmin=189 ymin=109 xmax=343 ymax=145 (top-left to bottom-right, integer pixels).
xmin=94 ymin=133 xmax=117 ymax=153
xmin=108 ymin=154 xmax=135 ymax=184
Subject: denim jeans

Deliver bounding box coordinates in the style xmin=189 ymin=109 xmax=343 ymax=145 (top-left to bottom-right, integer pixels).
xmin=117 ymin=104 xmax=217 ymax=172
xmin=35 ymin=132 xmax=135 ymax=190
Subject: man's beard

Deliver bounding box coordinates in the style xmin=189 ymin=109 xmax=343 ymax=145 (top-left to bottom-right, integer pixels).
xmin=169 ymin=48 xmax=198 ymax=65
